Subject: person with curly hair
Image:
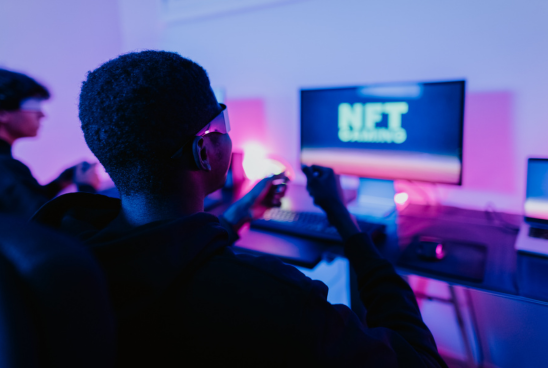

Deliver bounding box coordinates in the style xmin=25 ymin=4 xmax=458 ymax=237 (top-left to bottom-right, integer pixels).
xmin=0 ymin=68 xmax=100 ymax=218
xmin=32 ymin=51 xmax=446 ymax=367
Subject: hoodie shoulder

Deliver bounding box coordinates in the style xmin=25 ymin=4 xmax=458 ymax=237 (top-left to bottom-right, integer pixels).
xmin=32 ymin=193 xmax=120 ymax=225
xmin=204 ymin=246 xmax=329 ymax=299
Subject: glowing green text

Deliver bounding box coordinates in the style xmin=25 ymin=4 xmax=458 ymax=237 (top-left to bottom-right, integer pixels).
xmin=338 ymin=102 xmax=408 ymax=144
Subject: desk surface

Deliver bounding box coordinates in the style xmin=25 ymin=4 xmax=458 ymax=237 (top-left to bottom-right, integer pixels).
xmin=210 ymin=183 xmax=548 ymax=307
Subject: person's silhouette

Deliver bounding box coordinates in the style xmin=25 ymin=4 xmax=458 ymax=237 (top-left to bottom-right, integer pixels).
xmin=33 ymin=51 xmax=447 ymax=368
xmin=0 ymin=68 xmax=100 ymax=218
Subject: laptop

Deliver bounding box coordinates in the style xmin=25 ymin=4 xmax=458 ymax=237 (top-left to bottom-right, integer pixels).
xmin=515 ymin=158 xmax=548 ymax=255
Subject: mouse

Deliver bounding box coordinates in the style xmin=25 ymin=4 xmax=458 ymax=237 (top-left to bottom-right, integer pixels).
xmin=416 ymin=237 xmax=446 ymax=261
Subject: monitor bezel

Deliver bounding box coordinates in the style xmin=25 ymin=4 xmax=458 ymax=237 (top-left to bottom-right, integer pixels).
xmin=299 ymin=79 xmax=466 ymax=185
xmin=524 ymin=157 xmax=548 ymax=226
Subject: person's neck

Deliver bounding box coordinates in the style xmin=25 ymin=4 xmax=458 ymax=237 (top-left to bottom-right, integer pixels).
xmin=118 ymin=183 xmax=207 ymax=228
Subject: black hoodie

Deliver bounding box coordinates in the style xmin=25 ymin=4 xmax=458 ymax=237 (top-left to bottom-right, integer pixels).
xmin=0 ymin=139 xmax=61 ymax=218
xmin=32 ymin=193 xmax=447 ymax=368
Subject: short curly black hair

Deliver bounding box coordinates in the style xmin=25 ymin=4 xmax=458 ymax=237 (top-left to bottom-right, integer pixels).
xmin=79 ymin=50 xmax=219 ymax=196
xmin=0 ymin=69 xmax=50 ymax=111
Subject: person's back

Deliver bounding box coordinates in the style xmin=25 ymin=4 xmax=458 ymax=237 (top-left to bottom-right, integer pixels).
xmin=32 ymin=51 xmax=447 ymax=367
xmin=32 ymin=194 xmax=331 ymax=366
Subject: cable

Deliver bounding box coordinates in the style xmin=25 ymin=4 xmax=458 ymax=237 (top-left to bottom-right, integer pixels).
xmin=398 ymin=180 xmax=442 ymax=218
xmin=484 ymin=202 xmax=520 ymax=233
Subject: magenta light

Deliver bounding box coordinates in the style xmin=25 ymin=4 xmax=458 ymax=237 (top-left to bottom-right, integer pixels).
xmin=435 ymin=244 xmax=443 ymax=257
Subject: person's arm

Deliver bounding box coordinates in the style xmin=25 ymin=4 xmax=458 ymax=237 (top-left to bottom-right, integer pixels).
xmin=346 ymin=232 xmax=446 ymax=367
xmin=45 ymin=161 xmax=101 ymax=196
xmin=299 ymin=164 xmax=447 ymax=367
xmin=293 ymin=242 xmax=446 ymax=367
xmin=43 ymin=167 xmax=75 ymax=198
xmin=42 ymin=161 xmax=101 ymax=197
xmin=0 ymin=159 xmax=101 ymax=218
xmin=219 ymin=173 xmax=288 ymax=241
xmin=73 ymin=162 xmax=100 ymax=193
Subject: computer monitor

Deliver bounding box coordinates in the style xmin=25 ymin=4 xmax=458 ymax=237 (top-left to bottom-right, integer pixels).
xmin=524 ymin=158 xmax=548 ymax=225
xmin=300 ymin=80 xmax=465 ymax=185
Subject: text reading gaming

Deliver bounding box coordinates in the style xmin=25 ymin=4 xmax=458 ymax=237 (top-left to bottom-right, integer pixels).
xmin=338 ymin=102 xmax=408 ymax=144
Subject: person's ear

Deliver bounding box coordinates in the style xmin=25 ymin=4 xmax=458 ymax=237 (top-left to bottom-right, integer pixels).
xmin=192 ymin=136 xmax=212 ymax=171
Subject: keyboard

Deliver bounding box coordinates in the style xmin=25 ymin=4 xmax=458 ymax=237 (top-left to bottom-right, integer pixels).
xmin=251 ymin=208 xmax=386 ymax=244
xmin=529 ymin=226 xmax=548 ymax=240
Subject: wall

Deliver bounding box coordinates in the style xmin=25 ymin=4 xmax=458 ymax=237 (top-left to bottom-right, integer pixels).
xmin=0 ymin=0 xmax=122 ymax=183
xmin=159 ymin=0 xmax=548 ymax=214
xmin=2 ymin=0 xmax=546 ymax=207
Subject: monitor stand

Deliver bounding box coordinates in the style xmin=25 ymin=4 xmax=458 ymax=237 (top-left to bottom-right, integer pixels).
xmin=346 ymin=178 xmax=396 ymax=218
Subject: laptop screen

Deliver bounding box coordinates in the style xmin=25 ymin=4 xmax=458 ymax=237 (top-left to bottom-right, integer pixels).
xmin=525 ymin=158 xmax=548 ymax=224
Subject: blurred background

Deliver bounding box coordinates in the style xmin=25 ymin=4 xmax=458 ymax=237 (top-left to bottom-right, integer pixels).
xmin=2 ymin=0 xmax=547 ymax=212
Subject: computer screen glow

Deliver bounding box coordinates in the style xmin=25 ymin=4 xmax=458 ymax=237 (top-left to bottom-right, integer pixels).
xmin=524 ymin=158 xmax=548 ymax=222
xmin=300 ymin=81 xmax=465 ymax=184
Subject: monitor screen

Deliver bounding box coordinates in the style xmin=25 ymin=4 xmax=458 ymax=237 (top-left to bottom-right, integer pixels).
xmin=524 ymin=158 xmax=548 ymax=223
xmin=300 ymin=80 xmax=465 ymax=184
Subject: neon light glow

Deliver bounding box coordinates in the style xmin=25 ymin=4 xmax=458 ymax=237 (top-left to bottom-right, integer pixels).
xmin=524 ymin=198 xmax=548 ymax=220
xmin=394 ymin=192 xmax=409 ymax=205
xmin=302 ymin=148 xmax=461 ymax=184
xmin=242 ymin=142 xmax=292 ymax=180
xmin=435 ymin=244 xmax=444 ymax=259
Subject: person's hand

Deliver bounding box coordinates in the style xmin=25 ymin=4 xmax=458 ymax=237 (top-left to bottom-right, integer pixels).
xmin=301 ymin=164 xmax=345 ymax=212
xmin=244 ymin=172 xmax=289 ymax=219
xmin=302 ymin=164 xmax=360 ymax=241
xmin=56 ymin=166 xmax=76 ymax=189
xmin=74 ymin=162 xmax=101 ymax=190
xmin=222 ymin=173 xmax=289 ymax=231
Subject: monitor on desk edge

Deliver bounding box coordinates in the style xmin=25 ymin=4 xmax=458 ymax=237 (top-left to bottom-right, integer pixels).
xmin=300 ymin=80 xmax=465 ymax=185
xmin=524 ymin=158 xmax=548 ymax=226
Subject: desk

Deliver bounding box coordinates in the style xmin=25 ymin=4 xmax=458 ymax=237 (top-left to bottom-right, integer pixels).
xmin=209 ymin=183 xmax=548 ymax=366
xmin=212 ymin=184 xmax=548 ymax=308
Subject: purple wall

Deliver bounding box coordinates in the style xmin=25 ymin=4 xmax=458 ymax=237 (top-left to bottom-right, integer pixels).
xmin=0 ymin=0 xmax=123 ymax=183
xmin=160 ymin=0 xmax=548 ymax=214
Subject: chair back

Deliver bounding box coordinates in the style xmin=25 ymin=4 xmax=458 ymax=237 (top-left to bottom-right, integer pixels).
xmin=0 ymin=215 xmax=116 ymax=368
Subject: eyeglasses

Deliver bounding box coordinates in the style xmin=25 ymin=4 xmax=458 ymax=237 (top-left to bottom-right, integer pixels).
xmin=19 ymin=98 xmax=44 ymax=112
xmin=171 ymin=103 xmax=231 ymax=159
